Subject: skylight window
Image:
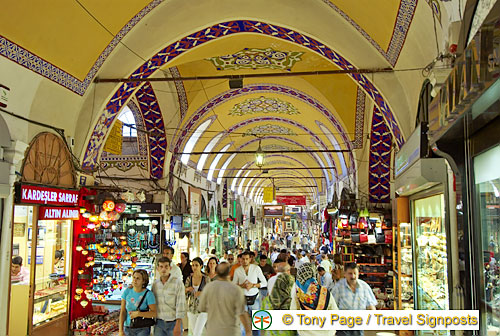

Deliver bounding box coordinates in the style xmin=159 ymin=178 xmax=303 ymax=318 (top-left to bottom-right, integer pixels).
xmin=181 ymin=119 xmax=212 ymax=165
xmin=118 ymin=106 xmax=137 ymax=137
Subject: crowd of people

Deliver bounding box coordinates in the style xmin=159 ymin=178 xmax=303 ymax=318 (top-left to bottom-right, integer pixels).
xmin=118 ymin=235 xmax=378 ymax=336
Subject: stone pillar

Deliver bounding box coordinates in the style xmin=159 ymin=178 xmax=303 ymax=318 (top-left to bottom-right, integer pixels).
xmin=0 ymin=140 xmax=28 ymax=335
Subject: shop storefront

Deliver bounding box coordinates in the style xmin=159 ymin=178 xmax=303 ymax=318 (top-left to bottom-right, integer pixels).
xmin=394 ymin=124 xmax=459 ymax=316
xmin=425 ymin=10 xmax=500 ymax=335
xmin=8 ymin=132 xmax=79 ymax=336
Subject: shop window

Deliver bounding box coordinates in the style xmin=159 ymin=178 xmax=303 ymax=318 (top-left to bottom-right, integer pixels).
xmin=474 ymin=145 xmax=500 ymax=335
xmin=9 ymin=205 xmax=72 ymax=334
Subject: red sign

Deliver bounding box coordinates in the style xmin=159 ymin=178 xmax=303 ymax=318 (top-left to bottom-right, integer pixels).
xmin=20 ymin=184 xmax=79 ymax=206
xmin=39 ymin=207 xmax=80 ymax=220
xmin=276 ymin=195 xmax=306 ymax=205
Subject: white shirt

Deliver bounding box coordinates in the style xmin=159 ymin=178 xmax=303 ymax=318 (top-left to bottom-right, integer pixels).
xmin=232 ymin=264 xmax=267 ymax=297
xmin=321 ymin=260 xmax=332 ymax=273
xmin=321 ymin=273 xmax=335 ymax=292
xmin=267 ymin=272 xmax=281 ymax=295
xmin=170 ymin=263 xmax=182 ymax=280
xmin=296 ymin=256 xmax=309 ymax=269
xmin=270 ymin=252 xmax=279 ymax=262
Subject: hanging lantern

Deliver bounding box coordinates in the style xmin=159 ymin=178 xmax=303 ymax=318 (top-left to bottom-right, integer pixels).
xmin=85 ymin=289 xmax=93 ymax=296
xmin=89 ymin=215 xmax=99 ymax=222
xmin=108 ymin=211 xmax=120 ymax=221
xmin=76 ymin=245 xmax=83 ymax=252
xmin=85 ymin=262 xmax=90 ymax=268
xmin=76 ymin=286 xmax=84 ymax=294
xmin=101 ymin=221 xmax=110 ymax=229
xmin=74 ymin=294 xmax=82 ymax=301
xmin=99 ymin=211 xmax=109 ymax=221
xmin=87 ymin=222 xmax=96 ymax=230
xmin=102 ymin=200 xmax=115 ymax=212
xmin=111 ymin=224 xmax=117 ymax=231
xmin=82 ymin=212 xmax=91 ymax=218
xmin=80 ymin=207 xmax=87 ymax=214
xmin=115 ymin=202 xmax=126 ymax=213
xmin=77 ymin=269 xmax=84 ymax=275
xmin=93 ymin=278 xmax=99 ymax=284
xmin=131 ymin=262 xmax=137 ymax=268
xmin=87 ymin=256 xmax=94 ymax=261
xmin=81 ymin=250 xmax=89 ymax=255
xmin=120 ymin=240 xmax=127 ymax=246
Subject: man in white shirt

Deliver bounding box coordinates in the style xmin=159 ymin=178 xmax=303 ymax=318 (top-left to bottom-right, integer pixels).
xmin=320 ymin=254 xmax=332 ymax=273
xmin=296 ymin=251 xmax=310 ymax=269
xmin=270 ymin=248 xmax=280 ymax=263
xmin=152 ymin=257 xmax=186 ymax=336
xmin=318 ymin=266 xmax=335 ymax=292
xmin=232 ymin=251 xmax=267 ymax=336
xmin=162 ymin=247 xmax=182 ymax=280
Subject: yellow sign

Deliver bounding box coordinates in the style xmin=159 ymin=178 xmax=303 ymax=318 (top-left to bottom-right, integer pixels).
xmin=263 ymin=187 xmax=274 ymax=203
xmin=103 ymin=120 xmax=123 ymax=155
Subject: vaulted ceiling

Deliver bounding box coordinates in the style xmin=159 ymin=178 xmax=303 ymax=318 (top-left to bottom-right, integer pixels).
xmin=0 ymin=0 xmax=451 ymax=203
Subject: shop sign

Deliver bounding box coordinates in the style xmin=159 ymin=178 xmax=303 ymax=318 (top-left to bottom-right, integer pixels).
xmin=182 ymin=214 xmax=192 ymax=232
xmin=276 ymin=195 xmax=306 ymax=205
xmin=39 ymin=207 xmax=80 ymax=220
xmin=17 ymin=184 xmax=79 ymax=206
xmin=103 ymin=120 xmax=122 ymax=155
xmin=428 ymin=26 xmax=499 ymax=142
xmin=263 ymin=205 xmax=284 ymax=217
xmin=171 ymin=215 xmax=182 ymax=232
xmin=125 ymin=203 xmax=162 ymax=214
xmin=0 ymin=84 xmax=10 ymax=108
xmin=192 ymin=220 xmax=200 ymax=233
xmin=263 ymin=187 xmax=274 ymax=203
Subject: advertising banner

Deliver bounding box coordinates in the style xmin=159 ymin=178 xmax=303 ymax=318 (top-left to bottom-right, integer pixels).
xmin=276 ymin=195 xmax=306 ymax=205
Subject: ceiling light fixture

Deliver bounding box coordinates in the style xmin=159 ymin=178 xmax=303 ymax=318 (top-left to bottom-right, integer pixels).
xmin=255 ymin=139 xmax=265 ymax=168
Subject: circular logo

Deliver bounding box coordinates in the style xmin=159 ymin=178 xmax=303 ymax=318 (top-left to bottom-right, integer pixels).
xmin=252 ymin=310 xmax=272 ymax=330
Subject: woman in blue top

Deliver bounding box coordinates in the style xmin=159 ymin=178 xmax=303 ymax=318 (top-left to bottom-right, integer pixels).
xmin=119 ymin=269 xmax=157 ymax=336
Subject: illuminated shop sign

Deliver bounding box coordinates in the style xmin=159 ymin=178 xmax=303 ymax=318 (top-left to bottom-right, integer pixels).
xmin=39 ymin=207 xmax=80 ymax=220
xmin=17 ymin=184 xmax=79 ymax=206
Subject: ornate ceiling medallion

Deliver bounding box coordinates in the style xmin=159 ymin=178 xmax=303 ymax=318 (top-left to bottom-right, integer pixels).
xmin=206 ymin=48 xmax=303 ymax=71
xmin=229 ymin=96 xmax=300 ymax=116
xmin=243 ymin=124 xmax=297 ymax=137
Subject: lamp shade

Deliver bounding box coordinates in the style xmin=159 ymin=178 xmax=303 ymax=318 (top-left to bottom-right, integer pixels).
xmin=255 ymin=140 xmax=265 ymax=168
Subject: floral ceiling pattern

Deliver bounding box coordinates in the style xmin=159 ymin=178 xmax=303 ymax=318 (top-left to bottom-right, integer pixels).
xmin=243 ymin=124 xmax=297 ymax=136
xmin=262 ymin=144 xmax=294 ymax=151
xmin=229 ymin=96 xmax=300 ymax=116
xmin=206 ymin=47 xmax=303 ymax=71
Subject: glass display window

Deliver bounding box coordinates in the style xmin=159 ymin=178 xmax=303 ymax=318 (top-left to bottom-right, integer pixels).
xmin=474 ymin=145 xmax=500 ymax=335
xmin=399 ymin=222 xmax=414 ymax=310
xmin=32 ymin=218 xmax=72 ymax=327
xmin=413 ymin=193 xmax=449 ymax=310
xmin=9 ymin=204 xmax=73 ymax=336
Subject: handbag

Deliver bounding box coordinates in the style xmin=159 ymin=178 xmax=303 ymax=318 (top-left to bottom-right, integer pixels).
xmin=129 ymin=289 xmax=156 ymax=329
xmin=245 ymin=293 xmax=258 ymax=306
xmin=352 ymin=233 xmax=360 ymax=243
xmin=360 ymin=234 xmax=368 ymax=243
xmin=376 ymin=231 xmax=385 ymax=243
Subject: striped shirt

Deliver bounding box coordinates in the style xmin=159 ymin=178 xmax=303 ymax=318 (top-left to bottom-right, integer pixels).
xmin=152 ymin=275 xmax=186 ymax=321
xmin=331 ymin=278 xmax=377 ymax=310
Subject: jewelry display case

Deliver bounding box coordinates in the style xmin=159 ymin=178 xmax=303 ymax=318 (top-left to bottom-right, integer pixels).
xmin=413 ymin=194 xmax=449 ymax=310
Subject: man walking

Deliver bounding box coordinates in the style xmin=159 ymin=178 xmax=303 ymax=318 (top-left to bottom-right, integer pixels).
xmin=199 ymin=262 xmax=252 ymax=336
xmin=161 ymin=246 xmax=183 ymax=280
xmin=331 ymin=262 xmax=377 ymax=336
xmin=233 ymin=251 xmax=267 ymax=336
xmin=152 ymin=257 xmax=186 ymax=336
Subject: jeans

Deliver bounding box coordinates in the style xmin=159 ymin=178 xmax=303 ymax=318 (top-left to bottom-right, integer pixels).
xmin=336 ymin=331 xmax=364 ymax=336
xmin=258 ymin=288 xmax=268 ymax=307
xmin=124 ymin=326 xmax=151 ymax=336
xmin=154 ymin=319 xmax=177 ymax=336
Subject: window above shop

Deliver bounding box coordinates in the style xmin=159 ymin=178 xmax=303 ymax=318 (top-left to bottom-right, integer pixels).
xmin=118 ymin=106 xmax=137 ymax=137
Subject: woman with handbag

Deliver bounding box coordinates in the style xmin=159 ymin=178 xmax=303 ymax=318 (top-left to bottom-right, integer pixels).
xmin=119 ymin=269 xmax=157 ymax=336
xmin=185 ymin=257 xmax=209 ymax=336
